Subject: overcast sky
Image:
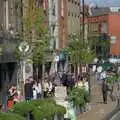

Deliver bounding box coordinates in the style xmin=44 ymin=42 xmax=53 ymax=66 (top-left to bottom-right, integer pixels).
xmin=84 ymin=0 xmax=120 ymax=7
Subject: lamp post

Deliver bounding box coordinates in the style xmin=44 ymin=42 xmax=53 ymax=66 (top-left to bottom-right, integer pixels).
xmin=18 ymin=41 xmax=30 ymax=97
xmin=82 ymin=0 xmax=85 ymax=47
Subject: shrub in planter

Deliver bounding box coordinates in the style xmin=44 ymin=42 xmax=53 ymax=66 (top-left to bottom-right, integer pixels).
xmin=0 ymin=112 xmax=25 ymax=120
xmin=32 ymin=100 xmax=56 ymax=120
xmin=55 ymin=104 xmax=66 ymax=116
xmin=68 ymin=87 xmax=90 ymax=107
xmin=32 ymin=100 xmax=66 ymax=120
xmin=29 ymin=99 xmax=56 ymax=107
xmin=10 ymin=99 xmax=66 ymax=120
xmin=10 ymin=101 xmax=35 ymax=117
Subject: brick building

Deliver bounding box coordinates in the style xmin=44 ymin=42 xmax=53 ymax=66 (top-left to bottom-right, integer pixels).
xmin=83 ymin=12 xmax=120 ymax=57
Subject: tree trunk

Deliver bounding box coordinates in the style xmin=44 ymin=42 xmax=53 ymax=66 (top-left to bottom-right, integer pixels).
xmin=74 ymin=64 xmax=78 ymax=84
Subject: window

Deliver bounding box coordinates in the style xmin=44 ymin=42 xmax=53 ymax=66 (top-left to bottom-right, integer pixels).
xmin=75 ymin=13 xmax=77 ymax=17
xmin=52 ymin=25 xmax=55 ymax=33
xmin=68 ymin=11 xmax=70 ymax=16
xmin=75 ymin=1 xmax=77 ymax=5
xmin=71 ymin=12 xmax=73 ymax=16
xmin=52 ymin=5 xmax=55 ymax=16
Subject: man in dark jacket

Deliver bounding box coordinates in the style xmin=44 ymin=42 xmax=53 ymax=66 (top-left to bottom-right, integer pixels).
xmin=61 ymin=72 xmax=67 ymax=86
xmin=24 ymin=79 xmax=33 ymax=101
xmin=102 ymin=79 xmax=109 ymax=104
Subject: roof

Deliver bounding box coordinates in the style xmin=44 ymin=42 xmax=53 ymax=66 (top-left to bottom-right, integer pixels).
xmin=91 ymin=7 xmax=110 ymax=16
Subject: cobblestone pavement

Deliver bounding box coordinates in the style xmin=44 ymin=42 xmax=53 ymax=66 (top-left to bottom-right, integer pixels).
xmin=77 ymin=81 xmax=117 ymax=120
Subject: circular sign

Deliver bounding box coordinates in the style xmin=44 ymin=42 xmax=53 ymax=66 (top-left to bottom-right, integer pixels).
xmin=19 ymin=41 xmax=30 ymax=53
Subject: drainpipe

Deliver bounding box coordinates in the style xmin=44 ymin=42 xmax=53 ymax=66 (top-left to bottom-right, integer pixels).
xmin=55 ymin=0 xmax=60 ymax=49
xmin=5 ymin=0 xmax=9 ymax=30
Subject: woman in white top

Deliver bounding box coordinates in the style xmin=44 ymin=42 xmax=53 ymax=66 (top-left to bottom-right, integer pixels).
xmin=43 ymin=79 xmax=49 ymax=98
xmin=37 ymin=82 xmax=42 ymax=99
xmin=32 ymin=82 xmax=38 ymax=100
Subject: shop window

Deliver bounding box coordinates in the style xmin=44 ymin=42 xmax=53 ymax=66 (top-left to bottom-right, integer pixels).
xmin=72 ymin=12 xmax=73 ymax=16
xmin=52 ymin=25 xmax=55 ymax=33
xmin=68 ymin=11 xmax=70 ymax=16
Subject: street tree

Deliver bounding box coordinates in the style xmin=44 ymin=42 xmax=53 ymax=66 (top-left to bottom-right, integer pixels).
xmin=89 ymin=36 xmax=110 ymax=59
xmin=66 ymin=34 xmax=95 ymax=80
xmin=15 ymin=0 xmax=50 ymax=64
xmin=14 ymin=0 xmax=52 ymax=84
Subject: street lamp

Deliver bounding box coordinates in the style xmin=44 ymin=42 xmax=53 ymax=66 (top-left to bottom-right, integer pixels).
xmin=18 ymin=41 xmax=31 ymax=96
xmin=82 ymin=0 xmax=85 ymax=46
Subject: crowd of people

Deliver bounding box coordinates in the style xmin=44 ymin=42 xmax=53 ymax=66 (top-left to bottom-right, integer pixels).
xmin=0 ymin=71 xmax=90 ymax=112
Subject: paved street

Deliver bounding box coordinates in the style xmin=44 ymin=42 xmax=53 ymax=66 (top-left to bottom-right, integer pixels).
xmin=77 ymin=81 xmax=117 ymax=120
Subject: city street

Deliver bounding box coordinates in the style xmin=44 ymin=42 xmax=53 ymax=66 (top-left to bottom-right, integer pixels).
xmin=0 ymin=0 xmax=120 ymax=120
xmin=78 ymin=83 xmax=117 ymax=120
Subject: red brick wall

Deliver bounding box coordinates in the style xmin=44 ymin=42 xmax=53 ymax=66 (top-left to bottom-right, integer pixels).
xmin=108 ymin=13 xmax=120 ymax=55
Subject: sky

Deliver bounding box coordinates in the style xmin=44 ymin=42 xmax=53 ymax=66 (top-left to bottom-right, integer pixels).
xmin=84 ymin=0 xmax=120 ymax=7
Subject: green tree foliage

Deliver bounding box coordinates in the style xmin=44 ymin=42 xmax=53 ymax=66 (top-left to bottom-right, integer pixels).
xmin=0 ymin=112 xmax=25 ymax=120
xmin=67 ymin=35 xmax=95 ymax=65
xmin=15 ymin=0 xmax=50 ymax=64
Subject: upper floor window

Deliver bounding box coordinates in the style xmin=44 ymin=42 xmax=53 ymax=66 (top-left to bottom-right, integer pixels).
xmin=52 ymin=5 xmax=55 ymax=16
xmin=68 ymin=11 xmax=70 ymax=16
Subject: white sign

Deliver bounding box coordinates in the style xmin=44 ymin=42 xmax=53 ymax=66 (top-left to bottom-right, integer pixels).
xmin=55 ymin=86 xmax=67 ymax=100
xmin=54 ymin=56 xmax=59 ymax=62
xmin=25 ymin=60 xmax=33 ymax=79
xmin=110 ymin=36 xmax=117 ymax=44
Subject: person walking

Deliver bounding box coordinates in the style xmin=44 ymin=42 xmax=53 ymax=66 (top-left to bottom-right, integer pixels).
xmin=102 ymin=79 xmax=109 ymax=104
xmin=43 ymin=78 xmax=49 ymax=98
xmin=24 ymin=79 xmax=33 ymax=101
xmin=61 ymin=72 xmax=68 ymax=86
xmin=32 ymin=81 xmax=38 ymax=100
xmin=37 ymin=81 xmax=42 ymax=99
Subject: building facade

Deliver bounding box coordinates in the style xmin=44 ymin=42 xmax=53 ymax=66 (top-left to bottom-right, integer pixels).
xmin=61 ymin=0 xmax=80 ymax=48
xmin=48 ymin=0 xmax=60 ymax=50
xmin=83 ymin=12 xmax=120 ymax=57
xmin=0 ymin=0 xmax=22 ymax=107
xmin=48 ymin=0 xmax=81 ymax=50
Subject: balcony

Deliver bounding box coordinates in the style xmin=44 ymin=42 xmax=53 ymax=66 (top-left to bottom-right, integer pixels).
xmin=0 ymin=35 xmax=20 ymax=63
